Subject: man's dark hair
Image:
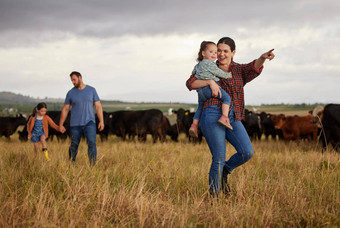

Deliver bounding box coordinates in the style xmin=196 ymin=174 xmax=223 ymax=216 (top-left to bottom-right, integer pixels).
xmin=70 ymin=71 xmax=82 ymax=78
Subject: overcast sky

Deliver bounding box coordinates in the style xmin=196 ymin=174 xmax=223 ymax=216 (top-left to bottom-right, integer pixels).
xmin=0 ymin=0 xmax=339 ymax=105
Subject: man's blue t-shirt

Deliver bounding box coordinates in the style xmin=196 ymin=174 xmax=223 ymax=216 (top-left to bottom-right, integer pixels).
xmin=65 ymin=85 xmax=100 ymax=127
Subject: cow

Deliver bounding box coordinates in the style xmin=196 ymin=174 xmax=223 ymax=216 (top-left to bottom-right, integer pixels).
xmin=273 ymin=114 xmax=318 ymax=141
xmin=173 ymin=108 xmax=189 ymax=135
xmin=174 ymin=108 xmax=203 ymax=143
xmin=162 ymin=116 xmax=178 ymax=142
xmin=18 ymin=111 xmax=70 ymax=142
xmin=310 ymin=105 xmax=325 ymax=128
xmin=242 ymin=109 xmax=262 ymax=140
xmin=18 ymin=122 xmax=29 ymax=141
xmin=109 ymin=110 xmax=135 ymax=140
xmin=259 ymin=112 xmax=284 ymax=140
xmin=136 ymin=109 xmax=166 ymax=143
xmin=0 ymin=114 xmax=26 ymax=139
xmin=312 ymin=104 xmax=340 ymax=151
xmin=110 ymin=109 xmax=166 ymax=143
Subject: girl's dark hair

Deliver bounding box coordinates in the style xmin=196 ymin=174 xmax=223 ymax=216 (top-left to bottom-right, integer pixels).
xmin=32 ymin=102 xmax=47 ymax=115
xmin=217 ymin=37 xmax=236 ymax=52
xmin=197 ymin=41 xmax=216 ymax=62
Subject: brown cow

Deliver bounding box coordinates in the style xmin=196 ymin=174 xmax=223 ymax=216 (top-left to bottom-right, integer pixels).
xmin=273 ymin=114 xmax=318 ymax=141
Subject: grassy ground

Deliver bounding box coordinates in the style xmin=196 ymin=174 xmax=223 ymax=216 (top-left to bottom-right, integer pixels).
xmin=0 ymin=135 xmax=339 ymax=227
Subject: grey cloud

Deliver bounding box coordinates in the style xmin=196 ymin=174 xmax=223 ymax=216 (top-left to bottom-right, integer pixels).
xmin=1 ymin=0 xmax=339 ymax=47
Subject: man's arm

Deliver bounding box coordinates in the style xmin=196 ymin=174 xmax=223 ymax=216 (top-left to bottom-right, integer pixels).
xmin=94 ymin=101 xmax=104 ymax=131
xmin=59 ymin=104 xmax=70 ymax=133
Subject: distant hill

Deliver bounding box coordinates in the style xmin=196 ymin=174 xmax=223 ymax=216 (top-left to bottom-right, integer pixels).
xmin=0 ymin=91 xmax=63 ymax=103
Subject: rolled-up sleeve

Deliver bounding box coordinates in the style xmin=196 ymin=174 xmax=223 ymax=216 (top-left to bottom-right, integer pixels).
xmin=242 ymin=60 xmax=263 ymax=85
xmin=186 ymin=74 xmax=197 ymax=91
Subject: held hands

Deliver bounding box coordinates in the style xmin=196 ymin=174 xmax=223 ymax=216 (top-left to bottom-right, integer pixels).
xmin=59 ymin=125 xmax=66 ymax=134
xmin=261 ymin=49 xmax=275 ymax=61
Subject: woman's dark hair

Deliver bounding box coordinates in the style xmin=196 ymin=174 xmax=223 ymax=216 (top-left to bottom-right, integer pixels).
xmin=70 ymin=71 xmax=82 ymax=78
xmin=217 ymin=37 xmax=236 ymax=52
xmin=32 ymin=102 xmax=47 ymax=115
xmin=197 ymin=41 xmax=216 ymax=62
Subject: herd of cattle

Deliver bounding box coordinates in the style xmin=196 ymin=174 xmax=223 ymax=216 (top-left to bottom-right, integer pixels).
xmin=0 ymin=104 xmax=339 ymax=151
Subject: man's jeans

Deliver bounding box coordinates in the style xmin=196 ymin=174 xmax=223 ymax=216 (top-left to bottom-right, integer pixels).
xmin=69 ymin=121 xmax=97 ymax=165
xmin=199 ymin=106 xmax=253 ymax=194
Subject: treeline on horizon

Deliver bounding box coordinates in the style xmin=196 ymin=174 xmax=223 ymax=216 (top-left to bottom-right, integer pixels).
xmin=0 ymin=102 xmax=330 ymax=117
xmin=0 ymin=91 xmax=333 ymax=116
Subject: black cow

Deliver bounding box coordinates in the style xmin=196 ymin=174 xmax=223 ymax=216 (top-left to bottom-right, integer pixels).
xmin=259 ymin=112 xmax=276 ymax=140
xmin=110 ymin=109 xmax=166 ymax=143
xmin=242 ymin=109 xmax=262 ymax=140
xmin=162 ymin=116 xmax=178 ymax=142
xmin=18 ymin=111 xmax=70 ymax=142
xmin=96 ymin=111 xmax=111 ymax=141
xmin=316 ymin=104 xmax=340 ymax=151
xmin=259 ymin=111 xmax=284 ymax=140
xmin=18 ymin=122 xmax=29 ymax=141
xmin=110 ymin=110 xmax=140 ymax=140
xmin=0 ymin=114 xmax=26 ymax=139
xmin=174 ymin=108 xmax=203 ymax=143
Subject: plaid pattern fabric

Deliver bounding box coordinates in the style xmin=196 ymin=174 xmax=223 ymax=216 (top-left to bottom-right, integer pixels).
xmin=186 ymin=60 xmax=263 ymax=121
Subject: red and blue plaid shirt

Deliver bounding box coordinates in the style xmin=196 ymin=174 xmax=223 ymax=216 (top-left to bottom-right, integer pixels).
xmin=186 ymin=60 xmax=263 ymax=121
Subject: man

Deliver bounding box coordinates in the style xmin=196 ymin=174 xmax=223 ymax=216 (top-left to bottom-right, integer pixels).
xmin=59 ymin=71 xmax=104 ymax=165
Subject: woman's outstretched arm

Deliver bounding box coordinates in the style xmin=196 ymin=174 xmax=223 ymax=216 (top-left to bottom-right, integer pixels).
xmin=254 ymin=49 xmax=275 ymax=70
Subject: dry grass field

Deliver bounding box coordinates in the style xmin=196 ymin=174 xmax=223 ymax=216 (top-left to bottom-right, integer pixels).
xmin=0 ymin=134 xmax=339 ymax=227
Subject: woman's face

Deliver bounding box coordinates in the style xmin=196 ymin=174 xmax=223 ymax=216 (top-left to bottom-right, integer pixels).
xmin=217 ymin=43 xmax=235 ymax=66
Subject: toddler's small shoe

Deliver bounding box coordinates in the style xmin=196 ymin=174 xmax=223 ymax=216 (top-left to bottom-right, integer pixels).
xmin=189 ymin=124 xmax=199 ymax=138
xmin=218 ymin=115 xmax=233 ymax=130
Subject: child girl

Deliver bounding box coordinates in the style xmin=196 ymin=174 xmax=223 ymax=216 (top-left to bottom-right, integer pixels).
xmin=27 ymin=102 xmax=60 ymax=161
xmin=189 ymin=41 xmax=233 ymax=138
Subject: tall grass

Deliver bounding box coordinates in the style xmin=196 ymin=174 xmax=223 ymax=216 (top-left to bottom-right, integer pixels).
xmin=0 ymin=135 xmax=339 ymax=227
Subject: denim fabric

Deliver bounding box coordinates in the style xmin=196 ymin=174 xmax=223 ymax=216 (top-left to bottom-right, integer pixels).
xmin=199 ymin=106 xmax=253 ymax=194
xmin=31 ymin=116 xmax=45 ymax=143
xmin=193 ymin=86 xmax=231 ymax=121
xmin=69 ymin=121 xmax=97 ymax=165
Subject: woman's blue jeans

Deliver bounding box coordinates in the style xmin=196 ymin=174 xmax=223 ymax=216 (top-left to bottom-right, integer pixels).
xmin=69 ymin=121 xmax=97 ymax=165
xmin=199 ymin=106 xmax=253 ymax=194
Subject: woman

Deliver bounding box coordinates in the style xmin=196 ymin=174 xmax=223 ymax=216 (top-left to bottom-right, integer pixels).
xmin=186 ymin=37 xmax=275 ymax=196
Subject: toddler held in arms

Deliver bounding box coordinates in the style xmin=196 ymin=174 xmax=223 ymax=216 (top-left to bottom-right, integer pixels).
xmin=189 ymin=41 xmax=233 ymax=138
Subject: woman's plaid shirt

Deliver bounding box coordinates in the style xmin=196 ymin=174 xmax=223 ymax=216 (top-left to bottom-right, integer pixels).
xmin=186 ymin=60 xmax=263 ymax=122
